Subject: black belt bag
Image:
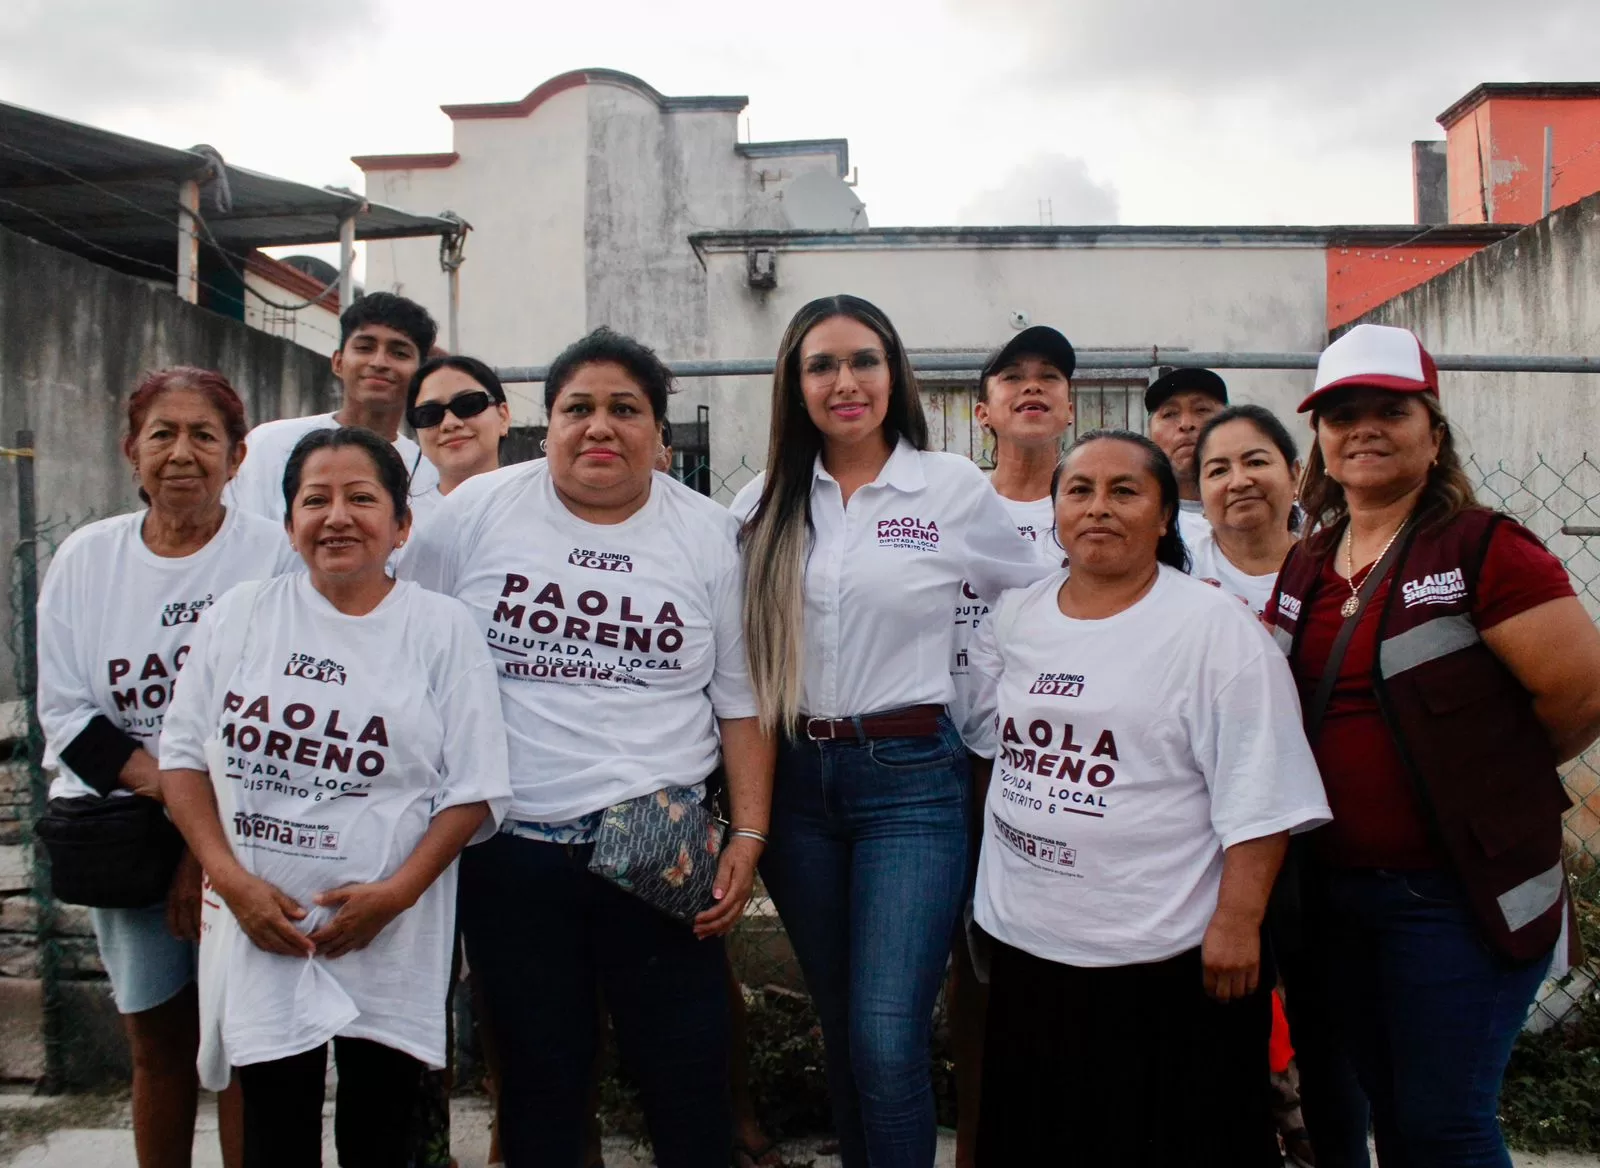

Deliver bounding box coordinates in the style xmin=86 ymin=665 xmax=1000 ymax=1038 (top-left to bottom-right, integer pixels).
xmin=34 ymin=793 xmax=185 ymax=909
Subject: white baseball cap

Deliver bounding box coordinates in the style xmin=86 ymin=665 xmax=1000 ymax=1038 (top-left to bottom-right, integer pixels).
xmin=1299 ymin=324 xmax=1439 ymax=413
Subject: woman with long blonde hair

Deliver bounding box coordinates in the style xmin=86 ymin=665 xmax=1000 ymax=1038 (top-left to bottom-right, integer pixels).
xmin=732 ymin=294 xmax=1049 ymax=1168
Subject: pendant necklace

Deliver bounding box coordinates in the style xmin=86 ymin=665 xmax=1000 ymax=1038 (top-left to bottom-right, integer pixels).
xmin=1341 ymin=521 xmax=1405 ymax=618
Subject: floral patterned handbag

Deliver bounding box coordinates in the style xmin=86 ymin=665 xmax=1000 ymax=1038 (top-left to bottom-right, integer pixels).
xmin=588 ymin=785 xmax=728 ymax=923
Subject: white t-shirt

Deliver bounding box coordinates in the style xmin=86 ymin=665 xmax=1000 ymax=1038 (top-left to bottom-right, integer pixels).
xmin=1186 ymin=528 xmax=1280 ymax=618
xmin=965 ymin=566 xmax=1329 ymax=968
xmin=36 ymin=508 xmax=298 ymax=801
xmin=400 ymin=461 xmax=755 ymax=823
xmin=158 ymin=575 xmax=510 ymax=1069
xmin=951 ymin=494 xmax=1060 ymax=744
xmin=729 ymin=441 xmax=1053 ymax=718
xmin=1177 ymin=501 xmax=1211 ymax=554
xmin=228 ymin=412 xmax=439 ymax=525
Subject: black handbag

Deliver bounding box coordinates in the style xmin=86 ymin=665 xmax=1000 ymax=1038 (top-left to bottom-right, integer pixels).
xmin=34 ymin=793 xmax=186 ymax=909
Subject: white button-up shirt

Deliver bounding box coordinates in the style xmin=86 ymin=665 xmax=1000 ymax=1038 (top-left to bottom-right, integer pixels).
xmin=731 ymin=440 xmax=1054 ymax=718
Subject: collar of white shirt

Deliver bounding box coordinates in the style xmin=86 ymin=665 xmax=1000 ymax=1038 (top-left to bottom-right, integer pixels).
xmin=811 ymin=437 xmax=927 ymax=494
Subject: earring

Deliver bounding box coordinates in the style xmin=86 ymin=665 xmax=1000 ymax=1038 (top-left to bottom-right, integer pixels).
xmin=539 ymin=439 xmax=548 ymax=453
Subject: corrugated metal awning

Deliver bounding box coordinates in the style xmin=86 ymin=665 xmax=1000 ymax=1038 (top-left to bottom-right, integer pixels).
xmin=0 ymin=100 xmax=455 ymax=260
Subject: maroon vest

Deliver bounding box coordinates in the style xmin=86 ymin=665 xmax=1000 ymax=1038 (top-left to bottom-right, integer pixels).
xmin=1268 ymin=509 xmax=1569 ymax=961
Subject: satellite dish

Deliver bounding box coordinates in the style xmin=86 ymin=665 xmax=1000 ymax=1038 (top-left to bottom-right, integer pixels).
xmin=781 ymin=170 xmax=868 ymax=231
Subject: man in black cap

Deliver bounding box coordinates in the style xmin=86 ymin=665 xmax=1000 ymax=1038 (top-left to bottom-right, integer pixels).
xmin=1145 ymin=367 xmax=1228 ymax=548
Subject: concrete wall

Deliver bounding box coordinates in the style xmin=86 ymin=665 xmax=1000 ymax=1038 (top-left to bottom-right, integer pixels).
xmin=361 ymin=74 xmax=846 ymax=432
xmin=0 ymin=225 xmax=339 ymax=705
xmin=1355 ymin=190 xmax=1600 ymax=472
xmin=690 ymin=241 xmax=1331 ymax=480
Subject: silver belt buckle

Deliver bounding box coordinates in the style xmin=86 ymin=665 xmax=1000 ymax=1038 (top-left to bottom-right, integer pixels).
xmin=805 ymin=717 xmax=835 ymax=741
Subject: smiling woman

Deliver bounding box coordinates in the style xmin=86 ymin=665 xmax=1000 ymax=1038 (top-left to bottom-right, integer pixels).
xmin=962 ymin=429 xmax=1328 ymax=1166
xmin=157 ymin=424 xmax=510 ymax=1164
xmin=33 ymin=367 xmax=300 ymax=1168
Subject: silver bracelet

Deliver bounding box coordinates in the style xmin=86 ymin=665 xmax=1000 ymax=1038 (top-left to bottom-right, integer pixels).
xmin=729 ymin=828 xmax=770 ymax=845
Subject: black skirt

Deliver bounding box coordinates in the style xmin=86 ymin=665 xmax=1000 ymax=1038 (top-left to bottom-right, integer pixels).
xmin=977 ymin=937 xmax=1280 ymax=1168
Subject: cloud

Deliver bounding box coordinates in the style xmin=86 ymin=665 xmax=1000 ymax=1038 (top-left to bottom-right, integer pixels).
xmin=949 ymin=0 xmax=1596 ymax=132
xmin=0 ymin=0 xmax=375 ymax=116
xmin=958 ymin=153 xmax=1120 ymax=225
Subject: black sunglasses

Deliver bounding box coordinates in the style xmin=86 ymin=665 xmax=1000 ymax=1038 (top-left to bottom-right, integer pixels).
xmin=407 ymin=390 xmax=496 ymax=430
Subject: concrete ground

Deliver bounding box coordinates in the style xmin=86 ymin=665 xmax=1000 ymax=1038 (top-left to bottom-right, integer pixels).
xmin=0 ymin=1092 xmax=1597 ymax=1166
xmin=0 ymin=1092 xmax=944 ymax=1168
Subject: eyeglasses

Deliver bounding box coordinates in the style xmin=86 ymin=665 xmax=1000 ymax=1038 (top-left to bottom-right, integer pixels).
xmin=407 ymin=390 xmax=496 ymax=430
xmin=801 ymin=350 xmax=888 ymax=383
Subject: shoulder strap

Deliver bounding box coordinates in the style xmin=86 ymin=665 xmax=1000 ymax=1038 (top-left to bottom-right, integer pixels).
xmin=1306 ymin=526 xmax=1408 ymax=742
xmin=209 ymin=581 xmax=266 ymax=725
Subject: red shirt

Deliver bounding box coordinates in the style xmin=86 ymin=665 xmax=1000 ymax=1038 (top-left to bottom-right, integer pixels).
xmin=1297 ymin=520 xmax=1574 ymax=868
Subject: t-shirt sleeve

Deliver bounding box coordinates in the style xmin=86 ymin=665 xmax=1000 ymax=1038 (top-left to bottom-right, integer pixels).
xmin=35 ymin=538 xmax=105 ymax=778
xmin=1196 ymin=613 xmax=1332 ymax=849
xmin=228 ymin=426 xmax=285 ymax=523
xmin=157 ymin=589 xmax=231 ymax=774
xmin=961 ymin=598 xmax=1006 ymax=759
xmin=398 ymin=492 xmax=466 ymax=594
xmin=959 ymin=467 xmax=1056 ymax=602
xmin=1474 ymin=519 xmax=1576 ymax=632
xmin=431 ymin=605 xmax=513 ymax=843
xmin=707 ymin=532 xmax=759 ymax=720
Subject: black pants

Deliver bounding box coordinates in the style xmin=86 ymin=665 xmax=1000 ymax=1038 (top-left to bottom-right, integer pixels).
xmin=236 ymin=1036 xmax=424 ymax=1168
xmin=977 ymin=939 xmax=1279 ymax=1168
xmin=458 ymin=832 xmax=732 ymax=1168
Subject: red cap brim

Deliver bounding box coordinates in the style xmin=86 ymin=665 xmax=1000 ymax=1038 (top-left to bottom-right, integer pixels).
xmin=1298 ymin=374 xmax=1436 ymax=413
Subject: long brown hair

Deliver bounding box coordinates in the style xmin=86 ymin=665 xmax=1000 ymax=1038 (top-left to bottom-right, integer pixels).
xmin=1298 ymin=392 xmax=1482 ymax=552
xmin=740 ymin=295 xmax=929 ymax=731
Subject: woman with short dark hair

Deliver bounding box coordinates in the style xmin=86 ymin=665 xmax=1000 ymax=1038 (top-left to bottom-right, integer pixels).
xmin=159 ymin=426 xmax=511 ymax=1167
xmin=1190 ymin=403 xmax=1303 ymax=616
xmin=966 ymin=430 xmax=1329 ymax=1166
xmin=403 ymin=328 xmax=774 ymax=1168
xmin=1268 ymin=325 xmax=1600 ymax=1166
xmin=405 ymin=355 xmax=512 ymax=531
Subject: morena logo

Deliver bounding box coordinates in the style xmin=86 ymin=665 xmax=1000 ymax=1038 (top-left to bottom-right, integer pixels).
xmin=1028 ymin=672 xmax=1086 ymax=698
xmin=568 ymin=548 xmax=633 ymax=573
xmin=1276 ymin=593 xmax=1303 ymax=621
xmin=283 ymin=653 xmax=348 ymax=686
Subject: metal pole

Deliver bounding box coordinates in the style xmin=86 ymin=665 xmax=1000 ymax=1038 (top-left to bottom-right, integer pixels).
xmin=494 ymin=350 xmax=1600 ymax=384
xmin=13 ymin=432 xmax=60 ymax=1093
xmin=1542 ymin=126 xmax=1554 ymax=219
xmin=338 ymin=214 xmax=357 ymax=310
xmin=448 ymin=264 xmax=461 ymax=355
xmin=175 ymin=180 xmax=200 ymax=304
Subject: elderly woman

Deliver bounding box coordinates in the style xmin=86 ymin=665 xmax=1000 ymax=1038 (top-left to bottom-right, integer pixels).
xmin=158 ymin=427 xmax=511 ymax=1167
xmin=1189 ymin=404 xmax=1303 ymax=616
xmin=36 ymin=368 xmax=296 ymax=1167
xmin=402 ymin=327 xmax=774 ymax=1168
xmin=1267 ymin=324 xmax=1600 ymax=1167
xmin=965 ymin=430 xmax=1331 ymax=1166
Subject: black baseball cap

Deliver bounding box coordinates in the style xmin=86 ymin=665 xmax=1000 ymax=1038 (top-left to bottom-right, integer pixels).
xmin=1144 ymin=367 xmax=1228 ymax=414
xmin=978 ymin=326 xmax=1076 ymax=393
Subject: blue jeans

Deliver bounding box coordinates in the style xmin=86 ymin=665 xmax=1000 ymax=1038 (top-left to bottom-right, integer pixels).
xmin=1313 ymin=867 xmax=1552 ymax=1168
xmin=457 ymin=831 xmax=731 ymax=1168
xmin=761 ymin=715 xmax=970 ymax=1168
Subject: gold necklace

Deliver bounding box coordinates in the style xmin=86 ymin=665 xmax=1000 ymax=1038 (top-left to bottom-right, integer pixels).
xmin=1341 ymin=521 xmax=1405 ymax=618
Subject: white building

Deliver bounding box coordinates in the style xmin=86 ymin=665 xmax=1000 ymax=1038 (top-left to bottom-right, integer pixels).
xmin=355 ymin=68 xmax=1516 ymax=489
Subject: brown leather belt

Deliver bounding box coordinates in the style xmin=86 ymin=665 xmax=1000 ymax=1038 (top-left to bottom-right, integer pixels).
xmin=796 ymin=704 xmax=944 ymax=742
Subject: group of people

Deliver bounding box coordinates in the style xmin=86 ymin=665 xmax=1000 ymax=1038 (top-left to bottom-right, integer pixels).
xmin=34 ymin=287 xmax=1600 ymax=1168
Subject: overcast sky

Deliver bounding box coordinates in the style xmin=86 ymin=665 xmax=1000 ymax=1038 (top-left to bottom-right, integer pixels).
xmin=4 ymin=0 xmax=1596 ymax=237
